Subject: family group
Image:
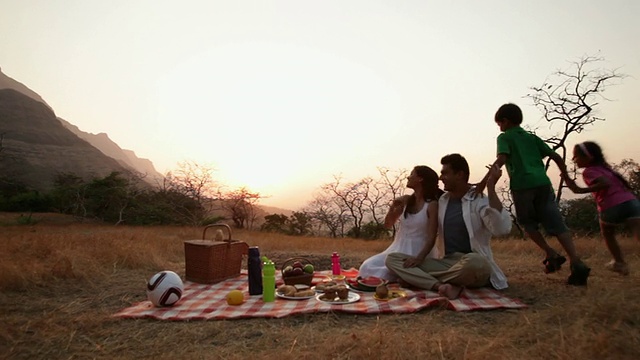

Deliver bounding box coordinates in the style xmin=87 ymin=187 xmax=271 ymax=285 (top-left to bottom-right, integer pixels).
xmin=358 ymin=103 xmax=640 ymax=299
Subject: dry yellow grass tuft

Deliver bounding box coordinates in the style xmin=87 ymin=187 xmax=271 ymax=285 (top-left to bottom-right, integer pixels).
xmin=1 ymin=214 xmax=640 ymax=359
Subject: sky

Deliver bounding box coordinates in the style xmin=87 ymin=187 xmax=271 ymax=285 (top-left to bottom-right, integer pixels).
xmin=1 ymin=1 xmax=639 ymax=209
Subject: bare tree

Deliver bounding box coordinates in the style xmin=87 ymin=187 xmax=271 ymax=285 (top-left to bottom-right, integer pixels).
xmin=221 ymin=187 xmax=263 ymax=229
xmin=526 ymin=53 xmax=626 ymax=201
xmin=376 ymin=167 xmax=409 ymax=236
xmin=360 ymin=176 xmax=386 ymax=226
xmin=303 ymin=168 xmax=408 ymax=238
xmin=303 ymin=194 xmax=349 ymax=238
xmin=495 ymin=179 xmax=525 ymax=238
xmin=162 ymin=160 xmax=221 ymax=224
xmin=322 ymin=176 xmax=370 ymax=238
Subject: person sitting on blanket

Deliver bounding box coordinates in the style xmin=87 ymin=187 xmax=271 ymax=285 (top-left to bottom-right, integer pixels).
xmin=385 ymin=153 xmax=511 ymax=300
xmin=358 ymin=165 xmax=443 ymax=281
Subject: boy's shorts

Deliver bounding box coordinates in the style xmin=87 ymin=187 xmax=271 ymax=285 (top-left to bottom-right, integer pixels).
xmin=600 ymin=198 xmax=640 ymax=225
xmin=511 ymin=185 xmax=569 ymax=236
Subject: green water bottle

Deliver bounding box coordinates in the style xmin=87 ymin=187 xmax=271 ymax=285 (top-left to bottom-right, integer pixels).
xmin=262 ymin=259 xmax=276 ymax=302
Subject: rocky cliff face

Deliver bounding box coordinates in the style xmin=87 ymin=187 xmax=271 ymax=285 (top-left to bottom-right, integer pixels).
xmin=0 ymin=66 xmax=51 ymax=110
xmin=0 ymin=68 xmax=164 ymax=185
xmin=0 ymin=89 xmax=137 ymax=190
xmin=57 ymin=118 xmax=164 ymax=182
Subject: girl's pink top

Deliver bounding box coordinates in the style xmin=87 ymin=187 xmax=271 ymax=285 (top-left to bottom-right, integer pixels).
xmin=582 ymin=165 xmax=636 ymax=211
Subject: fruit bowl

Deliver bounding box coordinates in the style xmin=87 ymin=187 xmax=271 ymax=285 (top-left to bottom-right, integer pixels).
xmin=281 ymin=257 xmax=315 ymax=286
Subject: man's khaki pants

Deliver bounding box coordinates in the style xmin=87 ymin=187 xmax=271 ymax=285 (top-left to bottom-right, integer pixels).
xmin=385 ymin=252 xmax=491 ymax=290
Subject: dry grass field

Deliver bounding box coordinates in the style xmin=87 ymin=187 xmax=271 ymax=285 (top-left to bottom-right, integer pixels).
xmin=1 ymin=212 xmax=640 ymax=359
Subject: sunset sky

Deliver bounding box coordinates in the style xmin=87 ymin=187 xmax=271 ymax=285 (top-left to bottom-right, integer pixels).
xmin=1 ymin=1 xmax=639 ymax=209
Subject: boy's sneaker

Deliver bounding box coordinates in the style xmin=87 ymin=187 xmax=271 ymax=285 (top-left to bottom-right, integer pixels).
xmin=543 ymin=255 xmax=566 ymax=274
xmin=567 ymin=262 xmax=591 ymax=286
xmin=605 ymin=260 xmax=630 ymax=276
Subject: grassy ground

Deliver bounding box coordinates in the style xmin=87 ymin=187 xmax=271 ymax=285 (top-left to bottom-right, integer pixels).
xmin=1 ymin=213 xmax=639 ymax=359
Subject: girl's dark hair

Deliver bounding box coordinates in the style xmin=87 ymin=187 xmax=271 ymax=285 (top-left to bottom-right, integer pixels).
xmin=575 ymin=141 xmax=632 ymax=190
xmin=404 ymin=165 xmax=444 ymax=218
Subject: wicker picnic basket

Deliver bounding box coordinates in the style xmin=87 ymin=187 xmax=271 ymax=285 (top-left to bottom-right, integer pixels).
xmin=184 ymin=224 xmax=249 ymax=284
xmin=281 ymin=257 xmax=314 ymax=286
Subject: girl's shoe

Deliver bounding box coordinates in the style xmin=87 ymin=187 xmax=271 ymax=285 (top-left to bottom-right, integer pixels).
xmin=605 ymin=260 xmax=630 ymax=276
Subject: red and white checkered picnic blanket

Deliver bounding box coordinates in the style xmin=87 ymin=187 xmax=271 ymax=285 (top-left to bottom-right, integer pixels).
xmin=113 ymin=269 xmax=526 ymax=321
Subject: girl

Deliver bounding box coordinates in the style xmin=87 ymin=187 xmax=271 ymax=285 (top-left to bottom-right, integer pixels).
xmin=563 ymin=141 xmax=640 ymax=275
xmin=357 ymin=165 xmax=443 ymax=281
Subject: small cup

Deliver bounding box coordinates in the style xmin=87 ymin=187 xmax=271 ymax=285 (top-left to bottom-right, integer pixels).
xmin=332 ymin=274 xmax=346 ymax=285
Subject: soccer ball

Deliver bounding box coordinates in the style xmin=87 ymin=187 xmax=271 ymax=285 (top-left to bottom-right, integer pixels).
xmin=146 ymin=271 xmax=184 ymax=307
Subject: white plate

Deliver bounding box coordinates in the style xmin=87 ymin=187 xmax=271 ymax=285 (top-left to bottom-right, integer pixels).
xmin=345 ymin=283 xmax=366 ymax=293
xmin=315 ymin=292 xmax=360 ymax=304
xmin=276 ymin=292 xmax=315 ymax=300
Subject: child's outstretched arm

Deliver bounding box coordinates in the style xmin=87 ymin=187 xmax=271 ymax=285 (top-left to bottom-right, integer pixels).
xmin=474 ymin=154 xmax=507 ymax=196
xmin=548 ymin=152 xmax=568 ymax=174
xmin=561 ymin=172 xmax=610 ymax=194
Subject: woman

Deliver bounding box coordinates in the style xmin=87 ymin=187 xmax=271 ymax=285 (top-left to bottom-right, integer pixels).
xmin=358 ymin=165 xmax=442 ymax=281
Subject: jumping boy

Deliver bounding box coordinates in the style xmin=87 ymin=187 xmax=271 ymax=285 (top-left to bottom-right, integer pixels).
xmin=479 ymin=103 xmax=591 ymax=286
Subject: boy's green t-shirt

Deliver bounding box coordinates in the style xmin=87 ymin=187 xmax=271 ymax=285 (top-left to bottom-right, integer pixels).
xmin=497 ymin=126 xmax=553 ymax=190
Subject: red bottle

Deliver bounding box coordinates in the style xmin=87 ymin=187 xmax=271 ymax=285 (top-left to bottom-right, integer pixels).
xmin=331 ymin=252 xmax=341 ymax=275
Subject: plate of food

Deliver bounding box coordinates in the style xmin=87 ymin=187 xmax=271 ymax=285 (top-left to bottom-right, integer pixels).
xmin=346 ymin=277 xmax=387 ymax=292
xmin=312 ymin=280 xmax=338 ymax=293
xmin=373 ymin=289 xmax=407 ymax=301
xmin=276 ymin=285 xmax=316 ymax=300
xmin=315 ymin=292 xmax=360 ymax=304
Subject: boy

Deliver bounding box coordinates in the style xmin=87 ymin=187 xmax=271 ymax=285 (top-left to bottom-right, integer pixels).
xmin=479 ymin=103 xmax=590 ymax=286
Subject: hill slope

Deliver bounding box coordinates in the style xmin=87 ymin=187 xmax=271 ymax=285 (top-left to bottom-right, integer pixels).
xmin=0 ymin=89 xmax=136 ymax=190
xmin=0 ymin=68 xmax=163 ymax=182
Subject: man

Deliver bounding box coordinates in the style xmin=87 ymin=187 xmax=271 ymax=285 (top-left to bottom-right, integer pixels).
xmin=385 ymin=153 xmax=511 ymax=299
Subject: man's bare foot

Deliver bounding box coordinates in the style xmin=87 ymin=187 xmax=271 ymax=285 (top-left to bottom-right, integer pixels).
xmin=437 ymin=283 xmax=463 ymax=300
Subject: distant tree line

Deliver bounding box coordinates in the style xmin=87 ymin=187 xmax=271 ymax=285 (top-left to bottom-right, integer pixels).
xmin=0 ymin=161 xmax=263 ymax=227
xmin=261 ymin=167 xmax=408 ymax=239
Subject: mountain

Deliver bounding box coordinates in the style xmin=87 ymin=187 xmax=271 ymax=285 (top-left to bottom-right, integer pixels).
xmin=0 ymin=68 xmax=163 ymax=183
xmin=0 ymin=88 xmax=137 ymax=190
xmin=0 ymin=66 xmax=51 ymax=110
xmin=58 ymin=118 xmax=163 ymax=182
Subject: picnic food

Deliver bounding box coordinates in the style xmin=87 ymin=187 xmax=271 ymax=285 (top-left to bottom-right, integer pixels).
xmin=226 ymin=290 xmax=244 ymax=305
xmin=357 ymin=276 xmax=387 ymax=291
xmin=303 ymin=264 xmax=314 ymax=274
xmin=318 ymin=284 xmax=350 ymax=301
xmin=314 ymin=281 xmax=336 ymax=291
xmin=277 ymin=285 xmax=314 ymax=298
xmin=375 ymin=284 xmax=389 ymax=299
xmin=373 ymin=289 xmax=407 ymax=301
xmin=282 ymin=265 xmax=294 ymax=277
xmin=281 ymin=257 xmax=315 ymax=286
xmin=336 ymin=286 xmax=349 ymax=300
xmin=277 ymin=285 xmax=297 ymax=297
xmin=293 ymin=289 xmax=315 ymax=297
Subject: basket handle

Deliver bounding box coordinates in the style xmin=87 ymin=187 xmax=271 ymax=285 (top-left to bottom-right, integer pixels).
xmin=202 ymin=223 xmax=232 ymax=243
